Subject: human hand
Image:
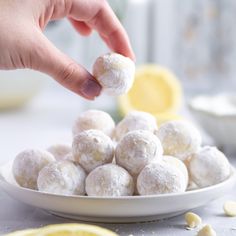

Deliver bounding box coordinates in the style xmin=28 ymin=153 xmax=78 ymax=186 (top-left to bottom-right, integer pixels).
xmin=0 ymin=0 xmax=135 ymax=100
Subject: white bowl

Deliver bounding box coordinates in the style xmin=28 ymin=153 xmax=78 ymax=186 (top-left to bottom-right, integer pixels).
xmin=0 ymin=160 xmax=235 ymax=223
xmin=189 ymin=94 xmax=236 ymax=153
xmin=0 ymin=69 xmax=47 ymax=109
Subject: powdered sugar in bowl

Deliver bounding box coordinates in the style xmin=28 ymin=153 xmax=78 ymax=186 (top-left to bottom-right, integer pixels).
xmin=189 ymin=93 xmax=236 ymax=154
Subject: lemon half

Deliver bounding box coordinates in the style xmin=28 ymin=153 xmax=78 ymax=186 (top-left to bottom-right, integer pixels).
xmin=6 ymin=224 xmax=118 ymax=236
xmin=119 ymin=65 xmax=182 ymax=124
xmin=5 ymin=229 xmax=38 ymax=236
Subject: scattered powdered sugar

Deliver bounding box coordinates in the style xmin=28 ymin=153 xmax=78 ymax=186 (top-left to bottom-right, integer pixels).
xmin=85 ymin=163 xmax=134 ymax=196
xmin=115 ymin=111 xmax=158 ymax=141
xmin=115 ymin=130 xmax=163 ymax=177
xmin=137 ymin=161 xmax=186 ymax=195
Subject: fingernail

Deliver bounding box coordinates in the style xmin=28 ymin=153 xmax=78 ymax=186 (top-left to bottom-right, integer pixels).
xmin=81 ymin=78 xmax=102 ymax=99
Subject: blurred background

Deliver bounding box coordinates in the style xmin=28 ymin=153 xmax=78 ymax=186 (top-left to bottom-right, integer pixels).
xmin=1 ymin=0 xmax=236 ymax=162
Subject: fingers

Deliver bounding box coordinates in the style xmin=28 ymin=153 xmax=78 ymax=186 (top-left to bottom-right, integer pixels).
xmin=68 ymin=0 xmax=135 ymax=60
xmin=31 ymin=30 xmax=101 ymax=100
xmin=88 ymin=1 xmax=135 ymax=60
xmin=69 ymin=19 xmax=92 ymax=36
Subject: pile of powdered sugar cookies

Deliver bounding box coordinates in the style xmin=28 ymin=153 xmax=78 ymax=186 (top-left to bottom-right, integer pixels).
xmin=12 ymin=109 xmax=232 ymax=197
xmin=11 ymin=52 xmax=231 ymax=197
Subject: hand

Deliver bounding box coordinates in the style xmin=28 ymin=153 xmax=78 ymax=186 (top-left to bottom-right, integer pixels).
xmin=0 ymin=0 xmax=135 ymax=100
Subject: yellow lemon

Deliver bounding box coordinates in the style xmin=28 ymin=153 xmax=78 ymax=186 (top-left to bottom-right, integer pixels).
xmin=5 ymin=229 xmax=38 ymax=236
xmin=5 ymin=224 xmax=118 ymax=236
xmin=119 ymin=65 xmax=182 ymax=124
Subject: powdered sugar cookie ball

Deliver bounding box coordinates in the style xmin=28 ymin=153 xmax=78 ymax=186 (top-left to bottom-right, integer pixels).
xmin=115 ymin=111 xmax=158 ymax=141
xmin=86 ymin=163 xmax=134 ymax=196
xmin=115 ymin=130 xmax=163 ymax=176
xmin=93 ymin=53 xmax=135 ymax=95
xmin=47 ymin=144 xmax=71 ymax=160
xmin=72 ymin=129 xmax=114 ymax=172
xmin=37 ymin=161 xmax=86 ymax=195
xmin=156 ymin=120 xmax=202 ymax=160
xmin=12 ymin=149 xmax=55 ymax=190
xmin=163 ymin=155 xmax=189 ymax=188
xmin=63 ymin=152 xmax=74 ymax=161
xmin=72 ymin=109 xmax=115 ymax=137
xmin=188 ymin=146 xmax=231 ymax=187
xmin=137 ymin=161 xmax=186 ymax=195
xmin=183 ymin=155 xmax=199 ymax=190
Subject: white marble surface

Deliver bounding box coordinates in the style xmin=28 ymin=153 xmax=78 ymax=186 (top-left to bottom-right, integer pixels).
xmin=0 ymin=88 xmax=236 ymax=236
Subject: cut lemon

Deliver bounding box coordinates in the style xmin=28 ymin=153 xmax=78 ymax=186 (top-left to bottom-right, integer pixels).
xmin=119 ymin=65 xmax=182 ymax=123
xmin=5 ymin=229 xmax=38 ymax=236
xmin=5 ymin=224 xmax=118 ymax=236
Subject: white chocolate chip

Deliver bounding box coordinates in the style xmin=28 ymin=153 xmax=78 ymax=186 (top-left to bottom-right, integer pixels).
xmin=223 ymin=201 xmax=236 ymax=217
xmin=197 ymin=225 xmax=216 ymax=236
xmin=185 ymin=212 xmax=202 ymax=228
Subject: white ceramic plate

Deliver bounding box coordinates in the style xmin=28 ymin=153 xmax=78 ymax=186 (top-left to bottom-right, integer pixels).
xmin=0 ymin=161 xmax=235 ymax=223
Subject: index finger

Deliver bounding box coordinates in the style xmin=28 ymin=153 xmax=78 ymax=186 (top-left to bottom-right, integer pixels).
xmin=69 ymin=0 xmax=135 ymax=60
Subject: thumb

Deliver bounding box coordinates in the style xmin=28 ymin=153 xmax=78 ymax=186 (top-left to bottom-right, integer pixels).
xmin=30 ymin=31 xmax=101 ymax=100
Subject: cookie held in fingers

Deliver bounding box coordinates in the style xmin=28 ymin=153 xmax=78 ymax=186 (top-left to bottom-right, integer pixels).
xmin=93 ymin=53 xmax=135 ymax=96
